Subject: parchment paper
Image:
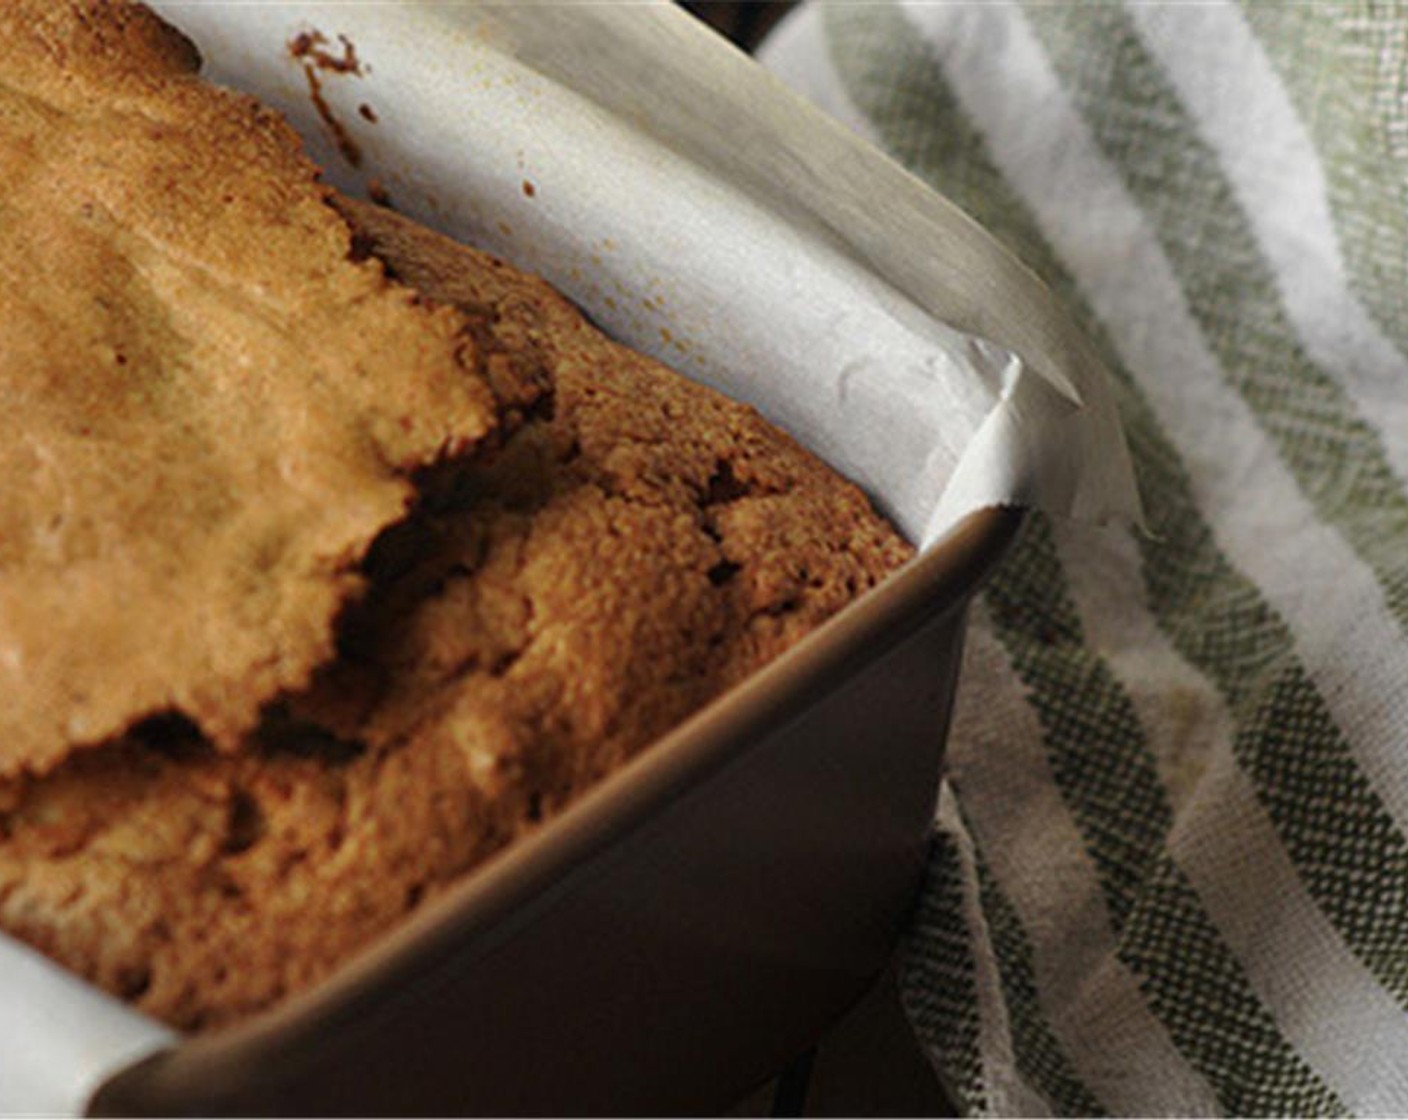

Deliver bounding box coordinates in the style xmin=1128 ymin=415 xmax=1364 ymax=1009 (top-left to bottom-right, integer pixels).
xmin=0 ymin=3 xmax=1139 ymax=1113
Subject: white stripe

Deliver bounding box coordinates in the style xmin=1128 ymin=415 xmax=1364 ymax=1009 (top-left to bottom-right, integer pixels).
xmin=952 ymin=617 xmax=1222 ymax=1116
xmin=1055 ymin=523 xmax=1227 ymax=818
xmin=1129 ymin=1 xmax=1408 ymax=494
xmin=1059 ymin=521 xmax=1408 ymax=1115
xmin=1174 ymin=752 xmax=1408 ymax=1113
xmin=900 ymin=0 xmax=1408 ymax=865
xmin=937 ymin=785 xmax=1051 ymax=1119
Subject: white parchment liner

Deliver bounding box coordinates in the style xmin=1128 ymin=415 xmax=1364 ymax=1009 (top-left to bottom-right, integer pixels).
xmin=0 ymin=3 xmax=1139 ymax=1113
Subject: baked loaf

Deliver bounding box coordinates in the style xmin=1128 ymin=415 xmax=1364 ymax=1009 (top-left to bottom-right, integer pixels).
xmin=0 ymin=3 xmax=912 ymax=1031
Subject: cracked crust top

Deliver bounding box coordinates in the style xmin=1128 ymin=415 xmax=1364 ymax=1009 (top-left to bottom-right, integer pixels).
xmin=0 ymin=197 xmax=912 ymax=1030
xmin=0 ymin=2 xmax=497 ymax=776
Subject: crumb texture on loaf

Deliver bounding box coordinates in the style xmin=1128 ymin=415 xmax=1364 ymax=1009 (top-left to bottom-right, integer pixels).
xmin=0 ymin=1 xmax=497 ymax=777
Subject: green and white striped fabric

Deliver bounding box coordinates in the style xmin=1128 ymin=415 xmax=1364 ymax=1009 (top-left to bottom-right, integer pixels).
xmin=762 ymin=4 xmax=1408 ymax=1115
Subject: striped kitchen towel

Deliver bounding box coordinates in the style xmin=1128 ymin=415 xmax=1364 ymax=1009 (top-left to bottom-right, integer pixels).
xmin=762 ymin=3 xmax=1408 ymax=1116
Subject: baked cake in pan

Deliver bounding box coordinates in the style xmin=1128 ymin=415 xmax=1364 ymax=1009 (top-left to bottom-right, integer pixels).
xmin=0 ymin=0 xmax=910 ymax=1031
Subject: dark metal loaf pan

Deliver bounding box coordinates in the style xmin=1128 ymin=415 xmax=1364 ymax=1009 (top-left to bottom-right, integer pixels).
xmin=90 ymin=506 xmax=1020 ymax=1117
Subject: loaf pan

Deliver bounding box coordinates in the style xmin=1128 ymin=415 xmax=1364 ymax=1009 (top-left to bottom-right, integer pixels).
xmin=88 ymin=505 xmax=1020 ymax=1117
xmin=70 ymin=0 xmax=1129 ymax=1108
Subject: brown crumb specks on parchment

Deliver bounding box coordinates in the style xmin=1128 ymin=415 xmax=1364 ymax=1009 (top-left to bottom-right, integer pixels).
xmin=289 ymin=29 xmax=367 ymax=168
xmin=289 ymin=30 xmax=364 ymax=76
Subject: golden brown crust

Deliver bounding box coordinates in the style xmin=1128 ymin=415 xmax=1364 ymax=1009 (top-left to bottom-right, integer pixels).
xmin=0 ymin=2 xmax=497 ymax=776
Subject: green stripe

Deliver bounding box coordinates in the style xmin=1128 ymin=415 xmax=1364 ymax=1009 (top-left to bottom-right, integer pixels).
xmin=1121 ymin=860 xmax=1349 ymax=1117
xmin=899 ymin=826 xmax=990 ymax=1115
xmin=1239 ymin=1 xmax=1408 ymax=360
xmin=1025 ymin=2 xmax=1408 ymax=643
xmin=825 ymin=3 xmax=1352 ymax=1112
xmin=983 ymin=514 xmax=1170 ymax=931
xmin=971 ymin=844 xmax=1109 ymax=1118
xmin=1024 ymin=0 xmax=1408 ymax=1013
